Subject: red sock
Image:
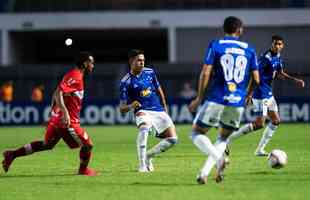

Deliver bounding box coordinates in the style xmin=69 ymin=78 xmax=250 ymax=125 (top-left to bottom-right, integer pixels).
xmin=13 ymin=141 xmax=45 ymax=158
xmin=79 ymin=150 xmax=91 ymax=171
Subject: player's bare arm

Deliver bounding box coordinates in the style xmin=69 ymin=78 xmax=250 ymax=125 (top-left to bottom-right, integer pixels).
xmin=188 ymin=64 xmax=213 ymax=112
xmin=51 ymin=87 xmax=61 ymax=108
xmin=278 ymin=69 xmax=305 ymax=88
xmin=252 ymin=69 xmax=260 ymax=86
xmin=120 ymin=100 xmax=141 ymax=113
xmin=246 ymin=77 xmax=254 ymax=105
xmin=55 ymin=88 xmax=71 ymax=127
xmin=157 ymin=87 xmax=168 ymax=113
xmin=246 ymin=70 xmax=260 ymax=105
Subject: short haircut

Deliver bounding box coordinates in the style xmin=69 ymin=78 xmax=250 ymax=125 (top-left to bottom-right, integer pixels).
xmin=272 ymin=35 xmax=284 ymax=42
xmin=75 ymin=51 xmax=92 ymax=67
xmin=223 ymin=16 xmax=243 ymax=34
xmin=128 ymin=49 xmax=144 ymax=60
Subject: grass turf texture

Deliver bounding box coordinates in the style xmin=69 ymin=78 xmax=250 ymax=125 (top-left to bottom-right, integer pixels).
xmin=0 ymin=124 xmax=309 ymax=200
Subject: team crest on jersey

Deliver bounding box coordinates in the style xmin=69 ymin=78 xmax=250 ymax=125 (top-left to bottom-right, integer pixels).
xmin=227 ymin=82 xmax=237 ymax=92
xmin=140 ymin=88 xmax=151 ymax=97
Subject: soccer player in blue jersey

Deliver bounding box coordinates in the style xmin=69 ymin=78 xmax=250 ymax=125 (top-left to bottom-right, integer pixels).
xmin=227 ymin=35 xmax=305 ymax=156
xmin=188 ymin=16 xmax=260 ymax=184
xmin=119 ymin=49 xmax=178 ymax=172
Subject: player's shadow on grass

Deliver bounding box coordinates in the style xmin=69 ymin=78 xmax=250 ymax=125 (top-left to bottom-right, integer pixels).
xmin=0 ymin=173 xmax=76 ymax=178
xmin=130 ymin=182 xmax=196 ymax=186
xmin=236 ymin=171 xmax=310 ymax=181
xmin=245 ymin=170 xmax=310 ymax=175
xmin=246 ymin=171 xmax=274 ymax=175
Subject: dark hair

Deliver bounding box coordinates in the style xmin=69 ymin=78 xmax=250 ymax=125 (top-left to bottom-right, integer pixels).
xmin=75 ymin=51 xmax=92 ymax=68
xmin=272 ymin=35 xmax=284 ymax=42
xmin=128 ymin=49 xmax=144 ymax=60
xmin=223 ymin=16 xmax=243 ymax=34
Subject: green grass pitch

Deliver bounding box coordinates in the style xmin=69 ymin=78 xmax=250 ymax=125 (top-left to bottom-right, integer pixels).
xmin=0 ymin=124 xmax=309 ymax=200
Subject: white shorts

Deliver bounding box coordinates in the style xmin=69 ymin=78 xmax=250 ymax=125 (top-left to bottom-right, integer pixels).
xmin=193 ymin=101 xmax=244 ymax=130
xmin=135 ymin=110 xmax=175 ymax=134
xmin=252 ymin=96 xmax=278 ymax=116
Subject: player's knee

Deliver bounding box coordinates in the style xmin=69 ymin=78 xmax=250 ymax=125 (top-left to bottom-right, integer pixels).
xmin=81 ymin=144 xmax=93 ymax=152
xmin=190 ymin=129 xmax=204 ymax=141
xmin=253 ymin=121 xmax=265 ymax=130
xmin=42 ymin=140 xmax=55 ymax=150
xmin=219 ymin=134 xmax=229 ymax=140
xmin=272 ymin=119 xmax=280 ymax=126
xmin=44 ymin=143 xmax=54 ymax=150
xmin=167 ymin=137 xmax=178 ymax=145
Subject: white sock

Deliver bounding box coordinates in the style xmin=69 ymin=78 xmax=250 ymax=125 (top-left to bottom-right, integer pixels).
xmin=256 ymin=123 xmax=278 ymax=152
xmin=227 ymin=123 xmax=253 ymax=144
xmin=137 ymin=127 xmax=149 ymax=168
xmin=147 ymin=137 xmax=178 ymax=158
xmin=191 ymin=131 xmax=221 ymax=160
xmin=201 ymin=137 xmax=227 ymax=177
xmin=215 ymin=138 xmax=228 ymax=169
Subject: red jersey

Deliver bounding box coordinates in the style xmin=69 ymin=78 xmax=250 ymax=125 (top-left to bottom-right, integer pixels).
xmin=52 ymin=68 xmax=84 ymax=125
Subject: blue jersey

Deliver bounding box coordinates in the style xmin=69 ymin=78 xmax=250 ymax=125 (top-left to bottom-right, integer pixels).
xmin=204 ymin=36 xmax=258 ymax=107
xmin=119 ymin=67 xmax=164 ymax=113
xmin=253 ymin=50 xmax=283 ymax=99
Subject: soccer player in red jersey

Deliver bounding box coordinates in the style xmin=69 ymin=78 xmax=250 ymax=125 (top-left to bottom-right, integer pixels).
xmin=2 ymin=52 xmax=97 ymax=176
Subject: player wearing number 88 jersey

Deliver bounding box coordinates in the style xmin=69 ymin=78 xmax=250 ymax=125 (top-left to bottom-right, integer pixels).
xmin=188 ymin=16 xmax=259 ymax=184
xmin=205 ymin=36 xmax=258 ymax=107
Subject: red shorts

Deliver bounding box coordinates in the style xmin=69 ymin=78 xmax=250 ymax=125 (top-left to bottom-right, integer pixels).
xmin=45 ymin=117 xmax=92 ymax=149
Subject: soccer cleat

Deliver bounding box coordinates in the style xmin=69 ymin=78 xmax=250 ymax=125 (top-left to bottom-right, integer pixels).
xmin=215 ymin=158 xmax=226 ymax=183
xmin=146 ymin=156 xmax=154 ymax=172
xmin=224 ymin=145 xmax=230 ymax=156
xmin=138 ymin=166 xmax=149 ymax=173
xmin=2 ymin=151 xmax=14 ymax=173
xmin=255 ymin=149 xmax=269 ymax=157
xmin=224 ymin=156 xmax=230 ymax=166
xmin=196 ymin=175 xmax=208 ymax=185
xmin=78 ymin=168 xmax=98 ymax=176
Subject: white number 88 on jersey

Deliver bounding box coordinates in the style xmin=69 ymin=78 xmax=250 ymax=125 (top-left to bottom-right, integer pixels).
xmin=220 ymin=54 xmax=248 ymax=84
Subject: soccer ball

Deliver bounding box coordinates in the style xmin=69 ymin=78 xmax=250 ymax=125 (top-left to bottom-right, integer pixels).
xmin=268 ymin=149 xmax=288 ymax=169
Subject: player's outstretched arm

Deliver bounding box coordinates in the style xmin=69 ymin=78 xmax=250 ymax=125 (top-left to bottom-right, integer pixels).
xmin=249 ymin=69 xmax=260 ymax=93
xmin=279 ymin=69 xmax=305 ymax=88
xmin=188 ymin=64 xmax=213 ymax=112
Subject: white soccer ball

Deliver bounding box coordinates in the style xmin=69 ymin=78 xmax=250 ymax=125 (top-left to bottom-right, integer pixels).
xmin=268 ymin=149 xmax=288 ymax=169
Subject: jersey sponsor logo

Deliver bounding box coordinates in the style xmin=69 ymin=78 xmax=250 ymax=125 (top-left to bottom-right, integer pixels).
xmin=66 ymin=78 xmax=76 ymax=86
xmin=140 ymin=88 xmax=151 ymax=97
xmin=223 ymin=94 xmax=242 ymax=103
